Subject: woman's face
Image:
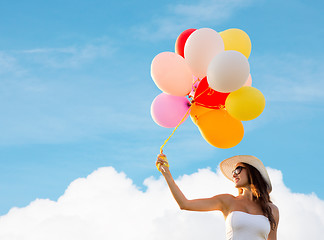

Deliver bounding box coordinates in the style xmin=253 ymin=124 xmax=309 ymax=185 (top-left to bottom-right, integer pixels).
xmin=232 ymin=163 xmax=249 ymax=189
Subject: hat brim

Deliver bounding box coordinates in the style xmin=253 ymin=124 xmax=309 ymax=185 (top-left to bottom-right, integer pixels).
xmin=220 ymin=155 xmax=272 ymax=193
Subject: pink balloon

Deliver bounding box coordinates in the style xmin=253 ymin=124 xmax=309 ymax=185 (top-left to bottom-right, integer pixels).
xmin=151 ymin=52 xmax=193 ymax=96
xmin=243 ymin=74 xmax=252 ymax=87
xmin=151 ymin=93 xmax=190 ymax=128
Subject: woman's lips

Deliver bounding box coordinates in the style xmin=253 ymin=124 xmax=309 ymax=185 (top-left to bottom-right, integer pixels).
xmin=234 ymin=178 xmax=239 ymax=184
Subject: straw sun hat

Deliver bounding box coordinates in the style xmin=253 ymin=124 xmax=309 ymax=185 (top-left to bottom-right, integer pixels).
xmin=220 ymin=155 xmax=272 ymax=193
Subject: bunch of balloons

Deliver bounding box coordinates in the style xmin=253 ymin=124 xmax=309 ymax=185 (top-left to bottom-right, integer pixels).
xmin=150 ymin=28 xmax=265 ymax=149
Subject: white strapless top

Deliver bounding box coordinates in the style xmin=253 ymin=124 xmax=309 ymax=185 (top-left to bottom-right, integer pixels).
xmin=225 ymin=211 xmax=270 ymax=240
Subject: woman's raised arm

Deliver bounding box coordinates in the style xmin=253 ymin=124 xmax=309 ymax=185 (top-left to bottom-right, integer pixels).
xmin=156 ymin=154 xmax=233 ymax=213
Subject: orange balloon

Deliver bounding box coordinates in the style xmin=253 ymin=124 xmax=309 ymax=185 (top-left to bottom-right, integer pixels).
xmin=197 ymin=109 xmax=244 ymax=149
xmin=190 ymin=103 xmax=213 ymax=125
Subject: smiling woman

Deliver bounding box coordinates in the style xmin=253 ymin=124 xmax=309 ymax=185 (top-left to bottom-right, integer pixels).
xmin=156 ymin=154 xmax=279 ymax=240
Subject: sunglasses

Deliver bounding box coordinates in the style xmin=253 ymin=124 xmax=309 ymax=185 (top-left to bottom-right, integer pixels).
xmin=232 ymin=166 xmax=245 ymax=175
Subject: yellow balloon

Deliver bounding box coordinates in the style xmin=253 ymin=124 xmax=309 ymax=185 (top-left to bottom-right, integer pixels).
xmin=225 ymin=86 xmax=265 ymax=121
xmin=197 ymin=109 xmax=244 ymax=149
xmin=220 ymin=28 xmax=252 ymax=58
xmin=189 ymin=103 xmax=213 ymax=125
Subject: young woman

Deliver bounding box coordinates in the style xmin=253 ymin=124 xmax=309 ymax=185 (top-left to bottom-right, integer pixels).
xmin=156 ymin=154 xmax=279 ymax=240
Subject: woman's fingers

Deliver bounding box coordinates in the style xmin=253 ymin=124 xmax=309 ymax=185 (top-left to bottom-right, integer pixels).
xmin=156 ymin=155 xmax=166 ymax=164
xmin=156 ymin=158 xmax=168 ymax=165
xmin=156 ymin=161 xmax=166 ymax=169
xmin=156 ymin=158 xmax=166 ymax=163
xmin=157 ymin=153 xmax=166 ymax=158
xmin=156 ymin=154 xmax=169 ymax=172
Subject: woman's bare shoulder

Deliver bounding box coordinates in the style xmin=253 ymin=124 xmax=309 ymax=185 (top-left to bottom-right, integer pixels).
xmin=212 ymin=193 xmax=235 ymax=200
xmin=269 ymin=203 xmax=279 ymax=221
xmin=269 ymin=203 xmax=279 ymax=212
xmin=211 ymin=194 xmax=236 ymax=213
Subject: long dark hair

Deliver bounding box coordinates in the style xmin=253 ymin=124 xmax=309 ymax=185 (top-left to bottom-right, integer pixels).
xmin=241 ymin=163 xmax=276 ymax=230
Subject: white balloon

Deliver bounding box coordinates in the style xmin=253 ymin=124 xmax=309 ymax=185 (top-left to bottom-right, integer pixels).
xmin=184 ymin=28 xmax=224 ymax=79
xmin=207 ymin=50 xmax=250 ymax=93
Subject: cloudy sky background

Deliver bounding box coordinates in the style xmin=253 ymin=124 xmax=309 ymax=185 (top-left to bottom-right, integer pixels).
xmin=0 ymin=0 xmax=323 ymax=238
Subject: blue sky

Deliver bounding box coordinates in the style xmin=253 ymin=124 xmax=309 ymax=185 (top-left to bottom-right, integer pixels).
xmin=0 ymin=0 xmax=323 ymax=217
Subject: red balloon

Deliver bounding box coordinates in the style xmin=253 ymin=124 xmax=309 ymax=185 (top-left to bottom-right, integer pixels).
xmin=175 ymin=28 xmax=196 ymax=58
xmin=193 ymin=77 xmax=230 ymax=109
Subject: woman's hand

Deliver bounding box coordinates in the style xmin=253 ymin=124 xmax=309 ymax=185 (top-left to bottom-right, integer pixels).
xmin=156 ymin=153 xmax=170 ymax=174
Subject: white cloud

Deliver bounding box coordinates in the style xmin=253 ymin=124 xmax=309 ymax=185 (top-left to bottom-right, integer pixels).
xmin=0 ymin=166 xmax=323 ymax=239
xmin=133 ymin=0 xmax=254 ymax=40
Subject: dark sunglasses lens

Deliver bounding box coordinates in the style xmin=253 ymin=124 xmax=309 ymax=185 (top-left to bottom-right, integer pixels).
xmin=233 ymin=166 xmax=243 ymax=175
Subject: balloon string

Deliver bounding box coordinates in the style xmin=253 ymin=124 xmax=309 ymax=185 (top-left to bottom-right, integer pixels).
xmin=194 ymin=87 xmax=213 ymax=101
xmin=192 ymin=78 xmax=200 ymax=91
xmin=193 ymin=84 xmax=225 ymax=109
xmin=159 ymin=77 xmax=221 ymax=153
xmin=159 ymin=77 xmax=199 ymax=153
xmin=195 ymin=102 xmax=225 ymax=109
xmin=160 ymin=104 xmax=192 ymax=154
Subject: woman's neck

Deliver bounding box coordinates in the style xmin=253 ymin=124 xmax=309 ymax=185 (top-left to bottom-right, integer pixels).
xmin=239 ymin=187 xmax=254 ymax=201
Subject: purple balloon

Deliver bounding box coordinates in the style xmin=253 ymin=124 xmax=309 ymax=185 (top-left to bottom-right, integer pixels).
xmin=151 ymin=93 xmax=190 ymax=128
